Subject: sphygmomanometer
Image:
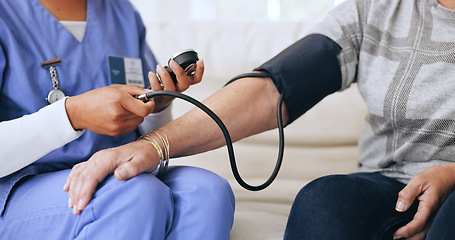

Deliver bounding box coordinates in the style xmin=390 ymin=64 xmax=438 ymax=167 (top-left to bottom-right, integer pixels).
xmin=136 ymin=49 xmax=283 ymax=191
xmin=138 ymin=34 xmax=342 ymax=191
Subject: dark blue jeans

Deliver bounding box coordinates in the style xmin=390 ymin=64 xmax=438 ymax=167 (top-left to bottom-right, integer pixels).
xmin=284 ymin=172 xmax=455 ymax=240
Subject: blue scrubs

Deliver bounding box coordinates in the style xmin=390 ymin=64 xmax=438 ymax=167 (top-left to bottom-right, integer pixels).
xmin=0 ymin=0 xmax=234 ymax=239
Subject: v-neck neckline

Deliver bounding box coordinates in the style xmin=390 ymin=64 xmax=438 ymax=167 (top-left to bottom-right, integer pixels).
xmin=35 ymin=0 xmax=91 ymax=43
xmin=31 ymin=0 xmax=109 ymax=90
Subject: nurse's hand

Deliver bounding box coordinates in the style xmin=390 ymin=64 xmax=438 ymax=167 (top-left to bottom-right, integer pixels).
xmin=63 ymin=139 xmax=159 ymax=215
xmin=149 ymin=59 xmax=204 ymax=112
xmin=393 ymin=164 xmax=455 ymax=239
xmin=66 ymin=85 xmax=155 ymax=136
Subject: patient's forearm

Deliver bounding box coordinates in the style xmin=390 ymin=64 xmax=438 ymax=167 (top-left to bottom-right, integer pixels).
xmin=163 ymin=76 xmax=287 ymax=157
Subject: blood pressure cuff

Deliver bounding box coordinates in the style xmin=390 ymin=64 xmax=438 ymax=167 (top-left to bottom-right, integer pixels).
xmin=254 ymin=34 xmax=342 ymax=124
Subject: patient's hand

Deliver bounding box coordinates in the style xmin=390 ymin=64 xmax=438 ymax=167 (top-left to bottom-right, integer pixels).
xmin=63 ymin=140 xmax=159 ymax=215
xmin=394 ymin=164 xmax=455 ymax=239
xmin=149 ymin=59 xmax=204 ymax=112
xmin=66 ymin=84 xmax=155 ymax=136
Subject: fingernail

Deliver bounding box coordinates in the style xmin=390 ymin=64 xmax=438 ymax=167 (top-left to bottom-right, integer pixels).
xmin=63 ymin=183 xmax=68 ymax=190
xmin=169 ymin=60 xmax=178 ymax=68
xmin=68 ymin=198 xmax=72 ymax=208
xmin=396 ymin=201 xmax=406 ymax=212
xmin=116 ymin=168 xmax=126 ymax=180
xmin=156 ymin=64 xmax=163 ymax=71
xmin=148 ymin=71 xmax=153 ymax=79
xmin=78 ymin=199 xmax=83 ymax=210
xmin=199 ymin=59 xmax=204 ymax=69
xmin=393 ymin=236 xmax=403 ymax=240
xmin=73 ymin=206 xmax=78 ymax=215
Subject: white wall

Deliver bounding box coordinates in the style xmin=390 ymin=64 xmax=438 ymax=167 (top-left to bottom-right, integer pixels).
xmin=129 ymin=0 xmax=340 ymax=23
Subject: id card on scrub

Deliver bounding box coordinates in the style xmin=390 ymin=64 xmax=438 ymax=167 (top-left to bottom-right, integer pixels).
xmin=109 ymin=56 xmax=145 ymax=87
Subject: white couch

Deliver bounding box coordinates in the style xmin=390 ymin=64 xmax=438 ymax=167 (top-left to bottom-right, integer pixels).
xmin=145 ymin=21 xmax=368 ymax=240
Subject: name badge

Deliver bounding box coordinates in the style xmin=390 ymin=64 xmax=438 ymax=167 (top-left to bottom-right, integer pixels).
xmin=109 ymin=56 xmax=145 ymax=87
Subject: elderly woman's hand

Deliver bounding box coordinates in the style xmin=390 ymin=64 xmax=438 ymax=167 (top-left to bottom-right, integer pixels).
xmin=149 ymin=59 xmax=204 ymax=112
xmin=393 ymin=163 xmax=455 ymax=239
xmin=63 ymin=140 xmax=159 ymax=215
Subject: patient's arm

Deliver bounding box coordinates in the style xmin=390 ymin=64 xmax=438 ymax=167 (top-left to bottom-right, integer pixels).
xmin=165 ymin=34 xmax=343 ymax=155
xmin=164 ymin=75 xmax=287 ymax=158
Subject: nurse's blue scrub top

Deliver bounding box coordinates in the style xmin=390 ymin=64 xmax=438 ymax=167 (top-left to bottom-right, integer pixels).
xmin=0 ymin=0 xmax=158 ymax=215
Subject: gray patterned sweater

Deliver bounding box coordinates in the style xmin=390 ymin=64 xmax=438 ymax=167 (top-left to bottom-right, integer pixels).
xmin=310 ymin=0 xmax=455 ymax=182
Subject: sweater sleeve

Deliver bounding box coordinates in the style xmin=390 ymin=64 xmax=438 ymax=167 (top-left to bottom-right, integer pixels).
xmin=254 ymin=0 xmax=368 ymax=124
xmin=306 ymin=0 xmax=370 ymax=89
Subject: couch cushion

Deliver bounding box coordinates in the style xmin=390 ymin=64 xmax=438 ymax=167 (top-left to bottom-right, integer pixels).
xmin=172 ymin=141 xmax=358 ymax=182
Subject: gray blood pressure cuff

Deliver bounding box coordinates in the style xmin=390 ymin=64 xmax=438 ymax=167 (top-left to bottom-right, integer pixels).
xmin=255 ymin=34 xmax=342 ymax=124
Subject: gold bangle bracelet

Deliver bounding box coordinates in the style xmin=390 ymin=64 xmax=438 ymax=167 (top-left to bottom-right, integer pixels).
xmin=153 ymin=129 xmax=169 ymax=169
xmin=138 ymin=130 xmax=170 ymax=176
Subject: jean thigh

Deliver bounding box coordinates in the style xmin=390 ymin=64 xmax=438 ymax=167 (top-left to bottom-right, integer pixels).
xmin=284 ymin=172 xmax=418 ymax=240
